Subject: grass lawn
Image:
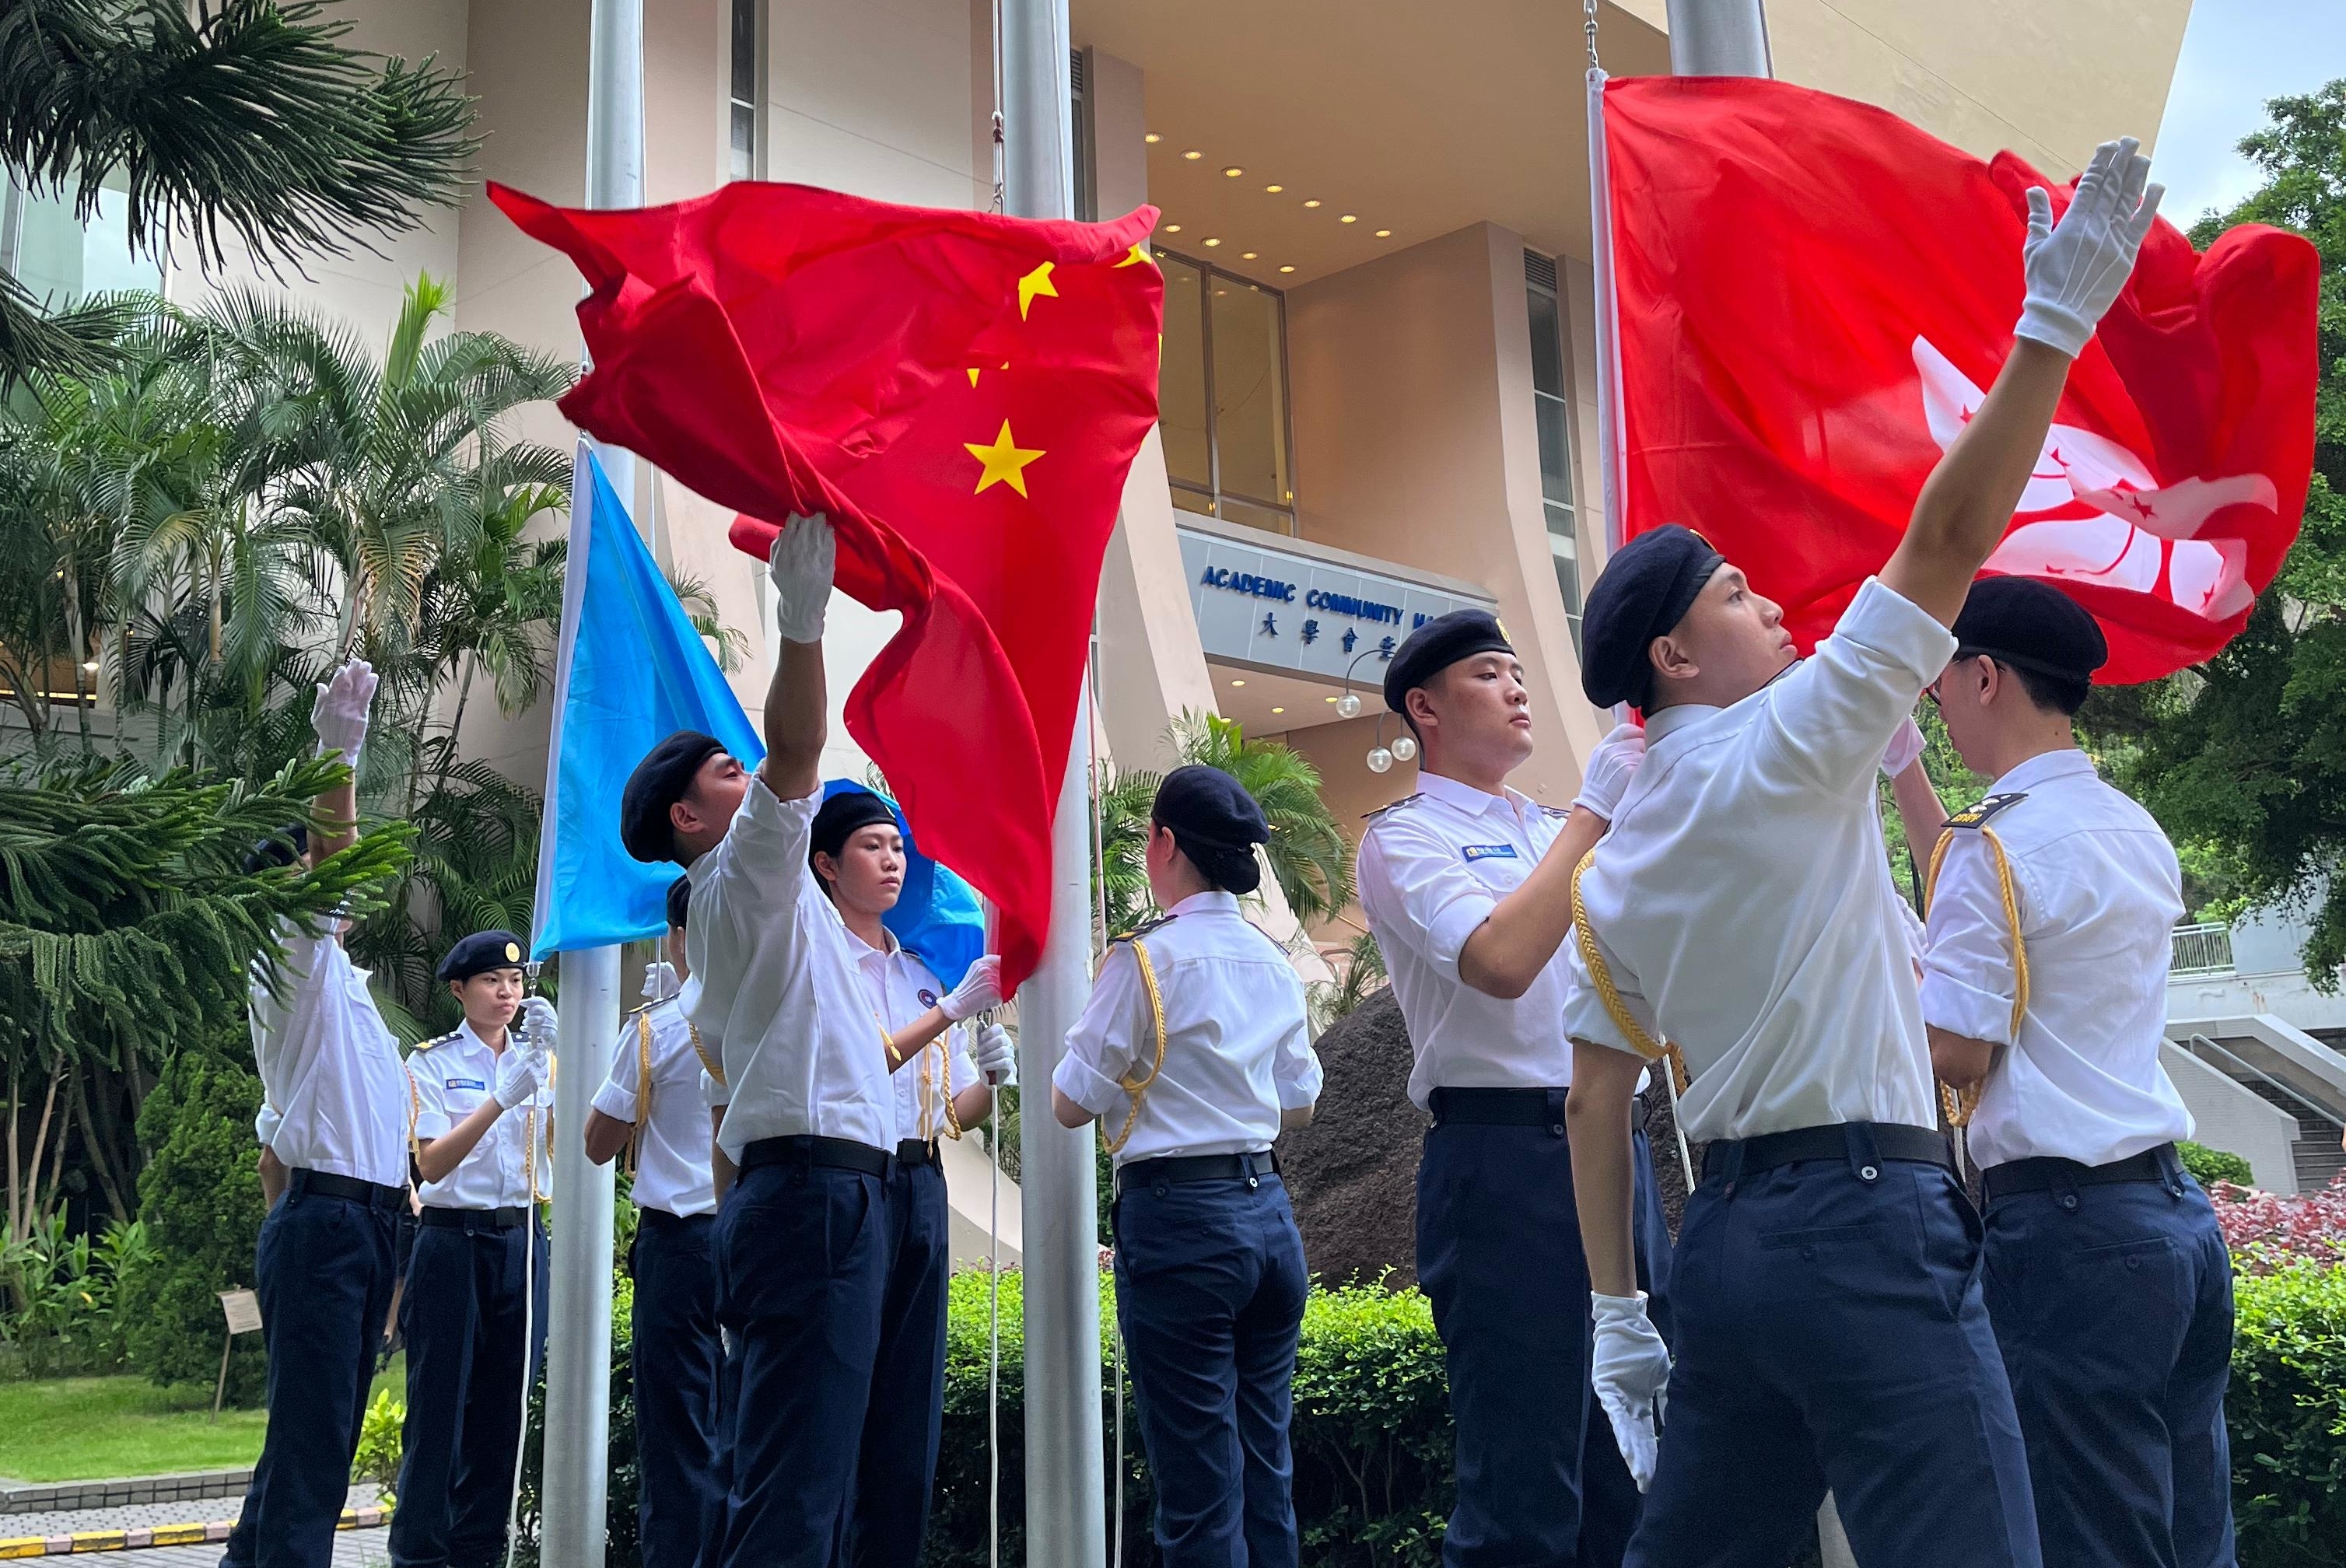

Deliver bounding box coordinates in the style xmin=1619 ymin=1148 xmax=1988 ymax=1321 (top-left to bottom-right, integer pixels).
xmin=0 ymin=1357 xmax=404 ymax=1484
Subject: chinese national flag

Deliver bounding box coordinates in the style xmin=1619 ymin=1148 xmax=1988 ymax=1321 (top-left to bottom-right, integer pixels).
xmin=490 ymin=181 xmax=1163 ymax=989
xmin=1596 ymin=75 xmax=2320 ymax=683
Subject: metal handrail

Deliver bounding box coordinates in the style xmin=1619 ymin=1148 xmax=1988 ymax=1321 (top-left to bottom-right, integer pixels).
xmin=2171 ymin=922 xmax=2236 ymax=978
xmin=2187 ymin=1033 xmax=2346 ymax=1130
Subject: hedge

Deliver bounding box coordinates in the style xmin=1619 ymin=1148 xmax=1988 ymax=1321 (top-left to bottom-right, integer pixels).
xmin=2180 ymin=1141 xmax=2258 ymax=1189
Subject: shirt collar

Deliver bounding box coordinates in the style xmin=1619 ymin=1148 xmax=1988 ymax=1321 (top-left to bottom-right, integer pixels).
xmin=843 ymin=922 xmax=901 ymax=962
xmin=1991 ymin=747 xmax=2096 ymax=796
xmin=1416 ymin=768 xmax=1527 ymax=822
xmin=1642 ymin=702 xmax=1721 ymax=745
xmin=1168 ymin=889 xmax=1241 ymax=918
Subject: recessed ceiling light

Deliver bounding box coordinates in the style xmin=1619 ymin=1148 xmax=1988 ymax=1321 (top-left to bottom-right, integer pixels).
xmin=1241 ymin=250 xmax=1257 ymax=259
xmin=1324 ymin=695 xmax=1339 ymax=703
xmin=1203 ymin=237 xmax=1220 ymax=247
xmin=1271 ymin=706 xmax=1285 ymax=714
xmin=1223 ymin=166 xmax=1243 ymax=177
xmin=1303 ymin=199 xmax=1322 ymax=208
xmin=1144 ymin=132 xmax=1162 ymax=144
xmin=1231 ymin=679 xmax=1246 ymax=688
xmin=1265 ymin=184 xmax=1283 ymax=193
xmin=1183 ymin=149 xmax=1203 ymax=160
xmin=1374 ymin=229 xmax=1392 ymax=238
xmin=1164 ymin=223 xmax=1182 ymax=233
xmin=1339 ymin=214 xmax=1358 ymax=224
xmin=1278 ymin=264 xmax=1295 ymax=273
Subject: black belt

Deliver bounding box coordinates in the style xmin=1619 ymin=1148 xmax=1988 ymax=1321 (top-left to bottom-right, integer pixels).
xmin=1427 ymin=1087 xmax=1569 ymax=1129
xmin=1983 ymin=1144 xmax=2183 ymax=1205
xmin=1116 ymin=1150 xmax=1279 ymax=1196
xmin=636 ymin=1206 xmax=714 ymax=1227
xmin=896 ymin=1139 xmax=941 ymax=1168
xmin=421 ymin=1205 xmax=532 ymax=1230
xmin=1703 ymin=1122 xmax=1953 ymax=1185
xmin=289 ymin=1169 xmax=405 ymax=1212
xmin=739 ymin=1135 xmax=891 ymax=1178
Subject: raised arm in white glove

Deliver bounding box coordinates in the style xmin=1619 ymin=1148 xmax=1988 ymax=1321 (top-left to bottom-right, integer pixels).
xmin=494 ymin=1045 xmax=548 ymax=1110
xmin=1880 ymin=715 xmax=1926 ymax=779
xmin=514 ymin=996 xmax=560 ymax=1051
xmin=972 ymin=1022 xmax=1017 ymax=1087
xmin=1571 ymin=723 xmax=1647 ymax=821
xmin=1591 ymin=1291 xmax=1672 ymax=1492
xmin=940 ymin=954 xmax=1003 ymax=1023
xmin=2014 ymin=137 xmax=2162 ymax=360
xmin=769 ymin=512 xmax=837 ymax=645
xmin=311 ymin=660 xmax=378 ymax=764
xmin=643 ymin=961 xmax=678 ymax=1003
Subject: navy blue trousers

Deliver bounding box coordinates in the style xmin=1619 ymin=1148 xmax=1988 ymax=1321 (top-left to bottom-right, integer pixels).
xmin=388 ymin=1215 xmax=548 ymax=1568
xmin=848 ymin=1157 xmax=951 ymax=1568
xmin=1416 ymin=1107 xmax=1672 ymax=1568
xmin=713 ymin=1158 xmax=888 ymax=1568
xmin=1112 ymin=1171 xmax=1311 ymax=1568
xmin=221 ymin=1174 xmax=399 ymax=1568
xmin=1629 ymin=1128 xmax=2037 ymax=1568
xmin=1983 ymin=1157 xmax=2237 ymax=1568
xmin=633 ymin=1209 xmax=725 ymax=1568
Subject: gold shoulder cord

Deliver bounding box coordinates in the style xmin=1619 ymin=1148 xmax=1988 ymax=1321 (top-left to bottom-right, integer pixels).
xmin=1099 ymin=938 xmax=1168 ymax=1157
xmin=1924 ymin=827 xmax=2030 ymax=1129
xmin=1569 ymin=850 xmax=1690 ymax=1095
xmin=884 ymin=1012 xmax=965 ymax=1144
xmin=688 ymin=1023 xmax=725 ymax=1088
xmin=628 ymin=1010 xmax=656 ymax=1175
xmin=404 ymin=1061 xmax=423 ymax=1171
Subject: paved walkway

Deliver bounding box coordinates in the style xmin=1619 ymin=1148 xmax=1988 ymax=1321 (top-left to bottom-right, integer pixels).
xmin=106 ymin=1531 xmax=388 ymax=1566
xmin=0 ymin=1485 xmax=388 ymax=1557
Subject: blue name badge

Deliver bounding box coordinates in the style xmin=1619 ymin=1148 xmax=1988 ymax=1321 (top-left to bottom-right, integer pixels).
xmin=445 ymin=1077 xmax=487 ymax=1092
xmin=1461 ymin=844 xmax=1518 ymax=863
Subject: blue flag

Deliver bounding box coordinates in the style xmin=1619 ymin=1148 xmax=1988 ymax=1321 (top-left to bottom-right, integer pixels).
xmin=818 ymin=780 xmax=988 ymax=993
xmin=531 ymin=445 xmax=765 ymax=957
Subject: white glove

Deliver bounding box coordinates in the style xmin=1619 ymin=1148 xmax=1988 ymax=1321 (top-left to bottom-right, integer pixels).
xmin=972 ymin=1022 xmax=1017 ymax=1087
xmin=311 ymin=660 xmax=377 ymax=763
xmin=1881 ymin=716 xmax=1926 ymax=778
xmin=768 ymin=512 xmax=836 ymax=644
xmin=515 ymin=996 xmax=560 ymax=1049
xmin=493 ymin=1045 xmax=547 ymax=1110
xmin=643 ymin=961 xmax=678 ymax=1003
xmin=1571 ymin=723 xmax=1647 ymax=820
xmin=2014 ymin=137 xmax=2162 ymax=359
xmin=1591 ymin=1291 xmax=1671 ymax=1493
xmin=939 ymin=954 xmax=1003 ymax=1023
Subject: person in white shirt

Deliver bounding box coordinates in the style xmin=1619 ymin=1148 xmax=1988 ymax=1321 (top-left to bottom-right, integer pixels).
xmin=1561 ymin=138 xmax=2163 ymax=1568
xmin=1052 ymin=765 xmax=1323 ymax=1568
xmin=221 ymin=662 xmax=411 ymax=1568
xmin=1922 ymin=576 xmax=2235 ymax=1568
xmin=615 ymin=513 xmax=1001 ymax=1568
xmin=583 ymin=875 xmax=726 ymax=1568
xmin=811 ymin=785 xmax=1013 ymax=1568
xmin=1353 ymin=608 xmax=1663 ymax=1568
xmin=390 ymin=928 xmax=555 ymax=1568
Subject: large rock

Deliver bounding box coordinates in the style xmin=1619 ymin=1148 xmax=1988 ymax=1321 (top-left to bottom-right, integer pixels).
xmin=1280 ymin=988 xmax=1703 ymax=1290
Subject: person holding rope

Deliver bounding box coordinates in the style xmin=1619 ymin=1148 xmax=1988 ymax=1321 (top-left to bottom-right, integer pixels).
xmin=222 ymin=661 xmax=412 ymax=1568
xmin=1920 ymin=576 xmax=2235 ymax=1568
xmin=582 ymin=875 xmax=725 ymax=1568
xmin=617 ymin=512 xmax=1000 ymax=1568
xmin=1051 ymin=764 xmax=1323 ymax=1568
xmin=1558 ymin=137 xmax=2162 ymax=1567
xmin=388 ymin=928 xmax=555 ymax=1568
xmin=1353 ymin=608 xmax=1666 ymax=1568
xmin=807 ymin=784 xmax=1012 ymax=1568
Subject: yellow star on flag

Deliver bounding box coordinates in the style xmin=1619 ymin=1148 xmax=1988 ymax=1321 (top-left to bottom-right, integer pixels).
xmin=1017 ymin=261 xmax=1058 ymax=320
xmin=965 ymin=419 xmax=1045 ymax=496
xmin=968 ymin=367 xmax=982 ymax=387
xmin=1114 ymin=243 xmax=1150 ymax=268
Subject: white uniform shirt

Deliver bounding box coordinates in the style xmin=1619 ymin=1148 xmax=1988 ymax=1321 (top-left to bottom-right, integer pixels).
xmin=685 ymin=777 xmax=895 ymax=1161
xmin=842 ymin=931 xmax=979 ymax=1146
xmin=408 ymin=1020 xmax=555 ymax=1208
xmin=1921 ymin=749 xmax=2193 ymax=1168
xmin=1358 ymin=771 xmax=1580 ymax=1109
xmin=1562 ymin=578 xmax=1957 ymax=1143
xmin=249 ymin=924 xmax=409 ymax=1189
xmin=1054 ymin=891 xmax=1323 ymax=1167
xmin=591 ymin=995 xmax=720 ymax=1216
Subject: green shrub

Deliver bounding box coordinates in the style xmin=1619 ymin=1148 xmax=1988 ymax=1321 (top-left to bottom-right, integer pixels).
xmin=114 ymin=1047 xmax=269 ymax=1405
xmin=2230 ymin=1259 xmax=2346 ymax=1566
xmin=0 ymin=1215 xmax=151 ymax=1377
xmin=2181 ymin=1141 xmax=2257 ymax=1190
xmin=353 ymin=1388 xmax=404 ymax=1493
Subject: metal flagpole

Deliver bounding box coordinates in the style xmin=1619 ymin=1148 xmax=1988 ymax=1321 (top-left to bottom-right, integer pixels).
xmin=540 ymin=3 xmax=643 ymax=1563
xmin=999 ymin=5 xmax=1107 ymax=1563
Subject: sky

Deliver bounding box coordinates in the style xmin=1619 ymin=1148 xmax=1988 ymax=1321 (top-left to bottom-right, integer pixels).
xmin=2154 ymin=0 xmax=2346 ymax=226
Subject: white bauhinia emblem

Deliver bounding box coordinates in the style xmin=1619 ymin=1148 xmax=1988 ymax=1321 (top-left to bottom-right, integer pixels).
xmin=1914 ymin=338 xmax=2272 ymax=621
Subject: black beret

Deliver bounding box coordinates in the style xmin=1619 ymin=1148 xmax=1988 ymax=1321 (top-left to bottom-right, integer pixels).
xmin=437 ymin=929 xmax=528 ymax=982
xmin=1952 ymin=576 xmax=2108 ymax=684
xmin=665 ymin=874 xmax=692 ymax=933
xmin=1154 ymin=765 xmax=1269 ymax=894
xmin=621 ymin=730 xmax=725 ymax=863
xmin=810 ymin=789 xmax=900 ymax=866
xmin=241 ymin=822 xmax=309 ymax=874
xmin=1384 ymin=609 xmax=1514 ymax=715
xmin=1580 ymin=524 xmax=1725 ymax=708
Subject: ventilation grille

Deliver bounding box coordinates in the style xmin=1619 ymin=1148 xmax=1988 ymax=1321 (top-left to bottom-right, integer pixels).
xmin=1523 ymin=250 xmax=1558 ymax=292
xmin=1070 ymin=48 xmax=1085 ymax=93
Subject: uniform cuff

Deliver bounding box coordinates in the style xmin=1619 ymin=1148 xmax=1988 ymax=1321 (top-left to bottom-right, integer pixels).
xmin=1921 ymin=968 xmax=2018 ymax=1049
xmin=1423 ymin=892 xmax=1497 ymax=982
xmin=413 ymin=1108 xmax=453 ymax=1140
xmin=701 ymin=1069 xmax=730 ymax=1109
xmin=590 ymin=1081 xmax=639 ymax=1124
xmin=1052 ymin=1053 xmax=1125 ymax=1118
xmin=1276 ymin=1071 xmax=1323 ymax=1112
xmin=1842 ymin=577 xmax=1959 ymax=688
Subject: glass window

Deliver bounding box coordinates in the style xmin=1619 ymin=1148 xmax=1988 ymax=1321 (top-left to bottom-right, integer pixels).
xmin=728 ymin=0 xmax=758 ymax=180
xmin=2 ymin=170 xmax=163 ymax=306
xmin=1527 ymin=255 xmax=1580 ymax=651
xmin=1157 ymin=247 xmax=1296 ymax=533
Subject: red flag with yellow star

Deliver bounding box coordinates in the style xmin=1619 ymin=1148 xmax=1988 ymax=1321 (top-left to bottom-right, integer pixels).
xmin=488 ymin=180 xmax=1162 ymax=989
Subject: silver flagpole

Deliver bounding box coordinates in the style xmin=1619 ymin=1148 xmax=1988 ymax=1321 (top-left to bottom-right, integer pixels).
xmin=999 ymin=2 xmax=1107 ymax=1564
xmin=540 ymin=2 xmax=643 ymax=1563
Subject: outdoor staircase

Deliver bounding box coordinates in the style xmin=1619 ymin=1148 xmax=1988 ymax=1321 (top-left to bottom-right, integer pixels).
xmin=2238 ymin=1077 xmax=2346 ymax=1194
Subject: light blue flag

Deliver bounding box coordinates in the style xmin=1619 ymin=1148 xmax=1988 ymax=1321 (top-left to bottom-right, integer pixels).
xmin=531 ymin=444 xmax=765 ymax=957
xmin=818 ymin=780 xmax=988 ymax=992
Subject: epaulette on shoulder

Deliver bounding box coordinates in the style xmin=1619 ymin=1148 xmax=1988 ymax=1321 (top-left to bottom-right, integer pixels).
xmin=1109 ymin=913 xmax=1175 ymax=947
xmin=413 ymin=1030 xmax=460 ymax=1052
xmin=1944 ymin=792 xmax=2028 ymax=831
xmin=1536 ymin=802 xmax=1572 ymax=818
xmin=1361 ymin=793 xmax=1424 ymax=826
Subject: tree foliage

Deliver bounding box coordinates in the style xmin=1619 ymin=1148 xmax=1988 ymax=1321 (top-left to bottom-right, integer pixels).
xmin=2083 ymin=80 xmax=2346 ymax=985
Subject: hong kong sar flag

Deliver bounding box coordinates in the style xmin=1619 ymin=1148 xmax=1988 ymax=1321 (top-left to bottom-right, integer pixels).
xmin=1592 ymin=75 xmax=2320 ymax=682
xmin=491 ymin=182 xmax=1162 ymax=989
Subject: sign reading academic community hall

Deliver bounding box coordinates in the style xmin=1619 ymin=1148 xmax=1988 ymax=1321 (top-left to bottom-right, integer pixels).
xmin=1178 ymin=516 xmax=1497 ymax=684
